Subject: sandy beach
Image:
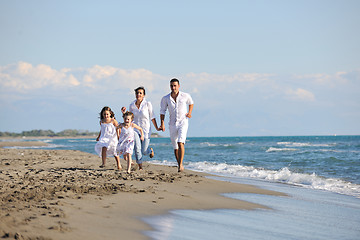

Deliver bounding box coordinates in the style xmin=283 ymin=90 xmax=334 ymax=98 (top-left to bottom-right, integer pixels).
xmin=0 ymin=141 xmax=49 ymax=148
xmin=0 ymin=141 xmax=285 ymax=240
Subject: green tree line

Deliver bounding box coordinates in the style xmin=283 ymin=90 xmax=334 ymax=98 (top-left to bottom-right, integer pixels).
xmin=0 ymin=129 xmax=98 ymax=137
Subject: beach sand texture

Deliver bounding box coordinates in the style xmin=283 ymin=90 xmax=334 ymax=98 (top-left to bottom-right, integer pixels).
xmin=0 ymin=142 xmax=285 ymax=240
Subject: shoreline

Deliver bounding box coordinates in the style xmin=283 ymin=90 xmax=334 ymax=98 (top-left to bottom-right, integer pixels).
xmin=0 ymin=133 xmax=163 ymax=141
xmin=0 ymin=141 xmax=50 ymax=148
xmin=0 ymin=136 xmax=96 ymax=141
xmin=0 ymin=144 xmax=286 ymax=239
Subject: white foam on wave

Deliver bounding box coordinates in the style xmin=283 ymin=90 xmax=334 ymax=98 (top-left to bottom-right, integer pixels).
xmin=266 ymin=147 xmax=297 ymax=152
xmin=150 ymin=142 xmax=172 ymax=147
xmin=200 ymin=142 xmax=218 ymax=147
xmin=199 ymin=142 xmax=246 ymax=148
xmin=277 ymin=142 xmax=334 ymax=147
xmin=150 ymin=160 xmax=177 ymax=167
xmin=200 ymin=142 xmax=238 ymax=147
xmin=185 ymin=161 xmax=360 ymax=198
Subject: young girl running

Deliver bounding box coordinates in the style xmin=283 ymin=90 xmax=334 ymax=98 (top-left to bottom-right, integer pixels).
xmin=117 ymin=111 xmax=144 ymax=173
xmin=95 ymin=106 xmax=122 ymax=170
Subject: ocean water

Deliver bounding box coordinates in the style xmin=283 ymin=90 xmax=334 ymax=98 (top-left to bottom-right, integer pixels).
xmin=143 ymin=178 xmax=360 ymax=240
xmin=151 ymin=135 xmax=360 ymax=198
xmin=4 ymin=135 xmax=360 ymax=239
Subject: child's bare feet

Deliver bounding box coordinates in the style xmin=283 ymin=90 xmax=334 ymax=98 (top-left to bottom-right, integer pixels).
xmin=149 ymin=148 xmax=154 ymax=158
xmin=178 ymin=165 xmax=184 ymax=172
xmin=99 ymin=165 xmax=105 ymax=168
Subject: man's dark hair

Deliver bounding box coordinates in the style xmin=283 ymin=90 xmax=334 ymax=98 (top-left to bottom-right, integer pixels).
xmin=170 ymin=78 xmax=180 ymax=84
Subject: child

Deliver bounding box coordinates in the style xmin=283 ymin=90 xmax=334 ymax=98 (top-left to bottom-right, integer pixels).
xmin=95 ymin=106 xmax=122 ymax=170
xmin=117 ymin=111 xmax=144 ymax=173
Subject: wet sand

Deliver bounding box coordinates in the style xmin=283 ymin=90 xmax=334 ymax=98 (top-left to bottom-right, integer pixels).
xmin=0 ymin=143 xmax=285 ymax=239
xmin=0 ymin=141 xmax=49 ymax=148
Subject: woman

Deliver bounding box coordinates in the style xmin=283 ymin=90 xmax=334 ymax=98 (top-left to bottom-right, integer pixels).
xmin=121 ymin=86 xmax=160 ymax=170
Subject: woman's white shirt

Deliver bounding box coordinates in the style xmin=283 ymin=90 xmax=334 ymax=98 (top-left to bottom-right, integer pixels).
xmin=129 ymin=98 xmax=154 ymax=139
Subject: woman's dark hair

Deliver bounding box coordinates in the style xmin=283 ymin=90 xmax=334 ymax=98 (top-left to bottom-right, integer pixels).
xmin=99 ymin=106 xmax=115 ymax=120
xmin=134 ymin=86 xmax=146 ymax=95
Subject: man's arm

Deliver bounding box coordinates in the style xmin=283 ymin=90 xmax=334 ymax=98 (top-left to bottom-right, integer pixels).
xmin=159 ymin=114 xmax=165 ymax=131
xmin=186 ymin=104 xmax=194 ymax=118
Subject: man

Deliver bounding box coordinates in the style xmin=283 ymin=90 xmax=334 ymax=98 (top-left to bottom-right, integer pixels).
xmin=160 ymin=78 xmax=194 ymax=172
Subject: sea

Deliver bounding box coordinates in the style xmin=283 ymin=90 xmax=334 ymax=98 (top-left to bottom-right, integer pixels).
xmin=3 ymin=135 xmax=360 ymax=240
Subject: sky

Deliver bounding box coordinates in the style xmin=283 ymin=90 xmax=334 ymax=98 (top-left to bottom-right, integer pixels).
xmin=0 ymin=0 xmax=359 ymax=137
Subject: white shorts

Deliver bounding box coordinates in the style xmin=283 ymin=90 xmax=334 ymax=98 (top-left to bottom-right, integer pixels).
xmin=169 ymin=122 xmax=188 ymax=149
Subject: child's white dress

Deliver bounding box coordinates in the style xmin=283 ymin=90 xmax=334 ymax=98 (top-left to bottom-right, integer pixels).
xmin=117 ymin=125 xmax=135 ymax=155
xmin=95 ymin=122 xmax=119 ymax=157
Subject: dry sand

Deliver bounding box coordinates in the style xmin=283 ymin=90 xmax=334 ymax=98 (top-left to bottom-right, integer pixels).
xmin=0 ymin=142 xmax=286 ymax=240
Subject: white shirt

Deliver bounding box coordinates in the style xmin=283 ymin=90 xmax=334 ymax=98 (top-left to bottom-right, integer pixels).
xmin=129 ymin=98 xmax=155 ymax=139
xmin=160 ymin=91 xmax=194 ymax=126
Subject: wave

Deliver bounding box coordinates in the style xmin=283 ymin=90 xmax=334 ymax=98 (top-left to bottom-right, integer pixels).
xmin=266 ymin=147 xmax=297 ymax=152
xmin=150 ymin=160 xmax=360 ymax=198
xmin=277 ymin=142 xmax=334 ymax=147
xmin=200 ymin=142 xmax=245 ymax=147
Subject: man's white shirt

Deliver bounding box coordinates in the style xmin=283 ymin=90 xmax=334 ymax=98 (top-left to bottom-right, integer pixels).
xmin=160 ymin=91 xmax=194 ymax=126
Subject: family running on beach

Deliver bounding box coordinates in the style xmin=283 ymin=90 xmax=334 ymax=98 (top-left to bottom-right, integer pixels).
xmin=95 ymin=78 xmax=194 ymax=173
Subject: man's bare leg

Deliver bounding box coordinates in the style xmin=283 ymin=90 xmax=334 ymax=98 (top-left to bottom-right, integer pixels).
xmin=174 ymin=149 xmax=179 ymax=165
xmin=174 ymin=142 xmax=185 ymax=172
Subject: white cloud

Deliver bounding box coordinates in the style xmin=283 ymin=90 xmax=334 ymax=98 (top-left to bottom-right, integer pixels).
xmin=286 ymin=88 xmax=315 ymax=102
xmin=0 ymin=62 xmax=79 ymax=91
xmin=185 ymin=72 xmax=273 ymax=85
xmin=294 ymin=73 xmax=332 ymax=85
xmin=0 ymin=61 xmax=359 ymax=135
xmin=1 ymin=62 xmax=356 ymax=103
xmin=0 ymin=62 xmax=164 ymax=94
xmin=336 ymin=70 xmax=360 ymax=84
xmin=5 ymin=61 xmax=358 ymax=108
xmin=68 ymin=74 xmax=80 ymax=86
xmin=292 ymin=70 xmax=360 ymax=87
xmin=87 ymin=65 xmax=118 ymax=79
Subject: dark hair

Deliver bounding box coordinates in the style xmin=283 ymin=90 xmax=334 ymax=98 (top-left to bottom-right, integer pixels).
xmin=170 ymin=78 xmax=180 ymax=84
xmin=99 ymin=106 xmax=115 ymax=120
xmin=123 ymin=111 xmax=134 ymax=120
xmin=134 ymin=86 xmax=146 ymax=95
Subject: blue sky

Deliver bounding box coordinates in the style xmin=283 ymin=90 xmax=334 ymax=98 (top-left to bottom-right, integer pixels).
xmin=0 ymin=0 xmax=359 ymax=136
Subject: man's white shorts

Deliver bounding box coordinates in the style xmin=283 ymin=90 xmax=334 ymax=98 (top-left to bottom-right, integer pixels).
xmin=169 ymin=122 xmax=188 ymax=149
